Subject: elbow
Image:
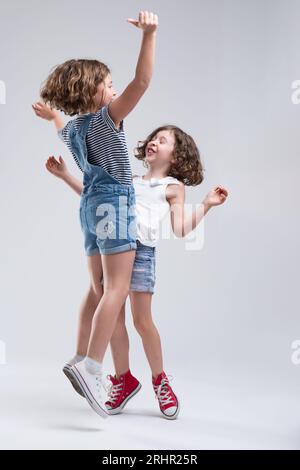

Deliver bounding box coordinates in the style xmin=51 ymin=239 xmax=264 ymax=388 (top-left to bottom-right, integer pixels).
xmin=173 ymin=228 xmax=185 ymax=238
xmin=134 ymin=77 xmax=150 ymax=90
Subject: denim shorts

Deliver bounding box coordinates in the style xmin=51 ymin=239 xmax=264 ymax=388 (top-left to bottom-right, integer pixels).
xmin=79 ymin=184 xmax=137 ymax=256
xmin=100 ymin=240 xmax=156 ymax=293
xmin=130 ymin=240 xmax=156 ymax=294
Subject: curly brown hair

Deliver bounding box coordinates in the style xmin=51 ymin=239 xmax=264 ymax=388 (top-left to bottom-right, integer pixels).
xmin=40 ymin=59 xmax=110 ymax=116
xmin=134 ymin=125 xmax=205 ymax=186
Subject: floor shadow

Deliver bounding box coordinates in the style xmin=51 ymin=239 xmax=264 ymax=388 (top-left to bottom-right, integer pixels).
xmin=43 ymin=423 xmax=103 ymax=433
xmin=120 ymin=408 xmax=161 ymax=419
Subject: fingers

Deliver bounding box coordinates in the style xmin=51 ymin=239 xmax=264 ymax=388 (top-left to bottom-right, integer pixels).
xmin=45 ymin=158 xmax=53 ymax=173
xmin=32 ymin=101 xmax=45 ymax=110
xmin=32 ymin=103 xmax=41 ymax=116
xmin=32 ymin=102 xmax=41 ymax=109
xmin=139 ymin=10 xmax=145 ymax=25
xmin=45 ymin=155 xmax=60 ymax=171
xmin=127 ymin=11 xmax=158 ymax=29
xmin=215 ymin=186 xmax=228 ymax=196
xmin=141 ymin=10 xmax=154 ymax=27
xmin=127 ymin=18 xmax=139 ymax=26
xmin=32 ymin=101 xmax=48 ymax=118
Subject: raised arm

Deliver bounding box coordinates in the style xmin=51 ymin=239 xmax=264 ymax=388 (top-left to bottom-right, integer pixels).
xmin=167 ymin=184 xmax=229 ymax=238
xmin=108 ymin=11 xmax=158 ymax=127
xmin=45 ymin=156 xmax=83 ymax=196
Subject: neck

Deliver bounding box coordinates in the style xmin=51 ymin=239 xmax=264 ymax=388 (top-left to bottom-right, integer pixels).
xmin=144 ymin=163 xmax=170 ymax=180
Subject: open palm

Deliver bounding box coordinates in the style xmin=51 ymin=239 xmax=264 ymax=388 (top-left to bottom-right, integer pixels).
xmin=45 ymin=156 xmax=68 ymax=179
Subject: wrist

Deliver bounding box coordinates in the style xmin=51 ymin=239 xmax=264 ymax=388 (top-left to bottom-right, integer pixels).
xmin=60 ymin=171 xmax=71 ymax=181
xmin=49 ymin=114 xmax=59 ymax=122
xmin=202 ymin=200 xmax=212 ymax=215
xmin=143 ymin=30 xmax=157 ymax=37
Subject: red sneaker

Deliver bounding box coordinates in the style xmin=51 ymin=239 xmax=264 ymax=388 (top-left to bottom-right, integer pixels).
xmin=152 ymin=372 xmax=180 ymax=419
xmin=105 ymin=370 xmax=142 ymax=414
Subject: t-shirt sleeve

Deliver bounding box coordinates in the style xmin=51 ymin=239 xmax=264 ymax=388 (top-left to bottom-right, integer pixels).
xmin=57 ymin=121 xmax=71 ymax=144
xmin=57 ymin=128 xmax=64 ymax=142
xmin=56 ymin=121 xmax=84 ymax=172
xmin=93 ymin=105 xmax=124 ymax=133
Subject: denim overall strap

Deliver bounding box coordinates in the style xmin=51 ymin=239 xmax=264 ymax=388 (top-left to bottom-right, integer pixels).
xmin=69 ymin=114 xmax=94 ymax=170
xmin=78 ymin=114 xmax=94 ymax=140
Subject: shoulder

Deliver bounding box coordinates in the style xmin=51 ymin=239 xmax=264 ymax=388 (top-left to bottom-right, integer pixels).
xmin=92 ymin=105 xmax=124 ymax=133
xmin=166 ymin=180 xmax=185 ymax=201
xmin=57 ymin=120 xmax=72 ymax=141
xmin=132 ymin=174 xmax=141 ymax=184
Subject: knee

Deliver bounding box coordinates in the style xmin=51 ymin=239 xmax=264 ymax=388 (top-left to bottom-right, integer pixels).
xmin=133 ymin=316 xmax=154 ymax=336
xmin=88 ymin=284 xmax=103 ymax=304
xmin=104 ymin=285 xmax=130 ymax=303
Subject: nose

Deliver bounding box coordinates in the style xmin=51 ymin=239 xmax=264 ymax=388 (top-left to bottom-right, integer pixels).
xmin=149 ymin=142 xmax=157 ymax=150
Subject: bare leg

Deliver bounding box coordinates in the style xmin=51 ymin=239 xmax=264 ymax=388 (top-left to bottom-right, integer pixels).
xmin=86 ymin=250 xmax=135 ymax=363
xmin=76 ymin=254 xmax=103 ymax=356
xmin=130 ymin=291 xmax=163 ymax=379
xmin=109 ymin=304 xmax=130 ymax=378
xmin=75 ymin=253 xmax=131 ymax=377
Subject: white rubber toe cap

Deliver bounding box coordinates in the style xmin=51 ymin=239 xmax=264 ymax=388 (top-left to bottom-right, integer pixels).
xmin=163 ymin=406 xmax=178 ymax=417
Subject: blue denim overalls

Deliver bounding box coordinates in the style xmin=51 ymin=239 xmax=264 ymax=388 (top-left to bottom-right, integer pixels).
xmin=68 ymin=114 xmax=137 ymax=255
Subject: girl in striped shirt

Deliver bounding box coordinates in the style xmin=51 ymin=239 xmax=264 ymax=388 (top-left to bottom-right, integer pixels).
xmin=32 ymin=11 xmax=158 ymax=419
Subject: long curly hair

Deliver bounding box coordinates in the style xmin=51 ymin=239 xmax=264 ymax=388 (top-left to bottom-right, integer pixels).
xmin=40 ymin=59 xmax=110 ymax=116
xmin=134 ymin=125 xmax=205 ymax=186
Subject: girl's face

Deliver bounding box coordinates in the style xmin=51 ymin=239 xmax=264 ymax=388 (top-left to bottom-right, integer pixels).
xmin=93 ymin=73 xmax=117 ymax=109
xmin=145 ymin=130 xmax=176 ymax=167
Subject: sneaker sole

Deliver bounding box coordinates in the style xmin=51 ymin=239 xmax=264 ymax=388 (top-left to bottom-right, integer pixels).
xmin=161 ymin=396 xmax=180 ymax=420
xmin=69 ymin=365 xmax=109 ymax=419
xmin=106 ymin=382 xmax=142 ymax=415
xmin=63 ymin=364 xmax=85 ymax=397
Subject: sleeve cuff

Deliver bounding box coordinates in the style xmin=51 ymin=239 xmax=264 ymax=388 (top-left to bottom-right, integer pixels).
xmin=57 ymin=128 xmax=64 ymax=140
xmin=102 ymin=105 xmax=124 ymax=133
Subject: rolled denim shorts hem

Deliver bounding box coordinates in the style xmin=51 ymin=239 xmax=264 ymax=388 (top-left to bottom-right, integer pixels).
xmin=99 ymin=241 xmax=137 ymax=255
xmin=86 ymin=247 xmax=102 ymax=256
xmin=130 ymin=286 xmax=155 ymax=294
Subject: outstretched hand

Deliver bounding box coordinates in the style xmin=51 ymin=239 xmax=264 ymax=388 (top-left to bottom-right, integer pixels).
xmin=127 ymin=11 xmax=158 ymax=34
xmin=45 ymin=156 xmax=68 ymax=179
xmin=203 ymin=186 xmax=229 ymax=208
xmin=32 ymin=101 xmax=58 ymax=121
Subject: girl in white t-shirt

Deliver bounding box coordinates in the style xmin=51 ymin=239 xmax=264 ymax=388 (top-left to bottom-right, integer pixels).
xmin=45 ymin=124 xmax=228 ymax=420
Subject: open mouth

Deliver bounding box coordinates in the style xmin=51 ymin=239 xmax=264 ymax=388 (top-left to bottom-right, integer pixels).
xmin=147 ymin=148 xmax=156 ymax=155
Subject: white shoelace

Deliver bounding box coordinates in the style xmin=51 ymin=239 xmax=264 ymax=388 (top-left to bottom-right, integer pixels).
xmin=106 ymin=375 xmax=123 ymax=405
xmin=95 ymin=374 xmax=109 ymax=396
xmin=154 ymin=375 xmax=175 ymax=406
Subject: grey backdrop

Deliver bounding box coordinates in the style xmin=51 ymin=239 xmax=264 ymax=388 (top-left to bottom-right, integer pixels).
xmin=0 ymin=0 xmax=299 ymax=450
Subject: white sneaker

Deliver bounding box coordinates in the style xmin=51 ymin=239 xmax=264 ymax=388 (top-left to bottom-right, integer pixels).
xmin=69 ymin=361 xmax=109 ymax=419
xmin=62 ymin=362 xmax=85 ymax=397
